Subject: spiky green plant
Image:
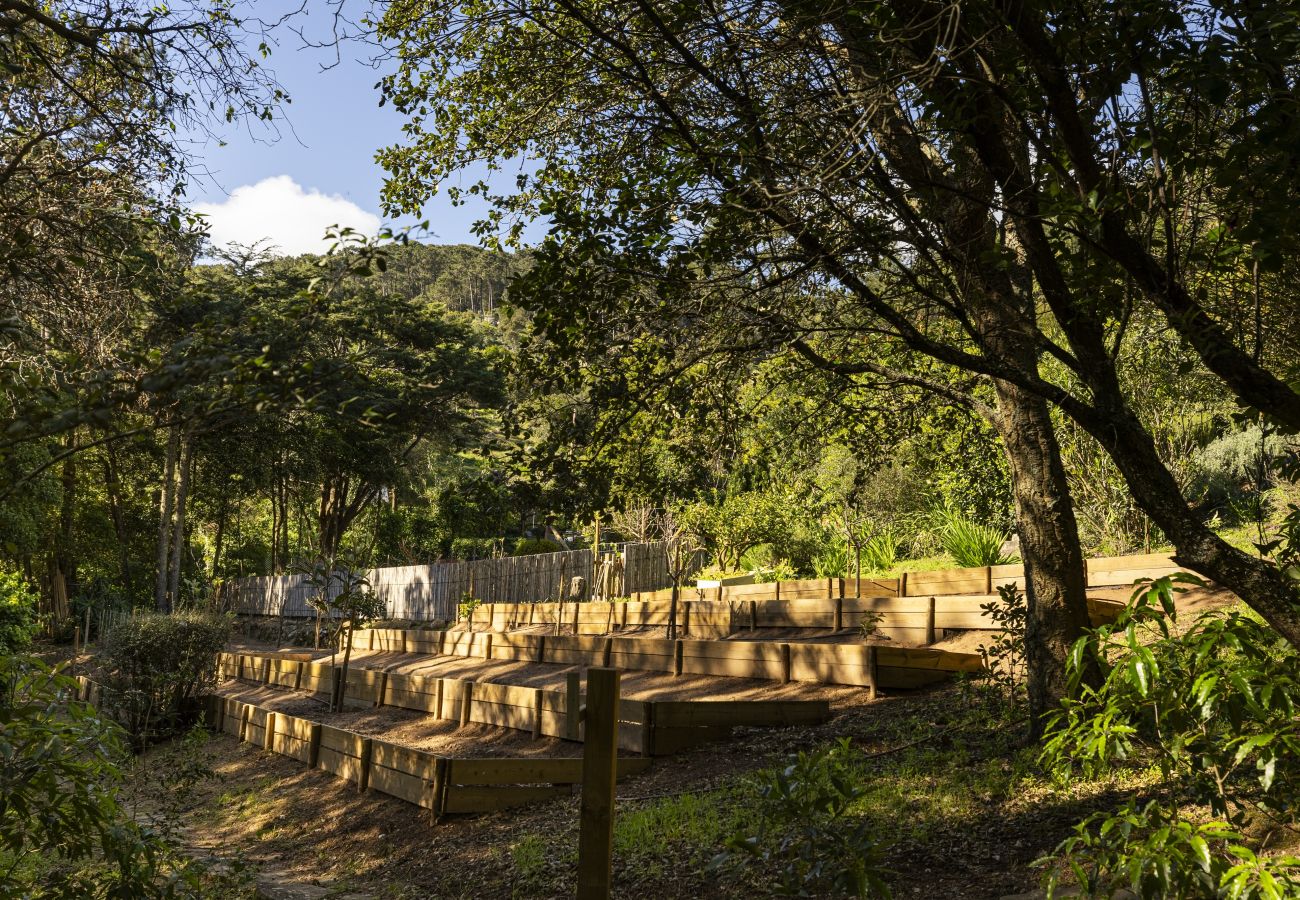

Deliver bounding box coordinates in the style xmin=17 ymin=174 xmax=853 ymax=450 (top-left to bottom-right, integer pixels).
xmin=938 ymin=510 xmax=1017 ymax=567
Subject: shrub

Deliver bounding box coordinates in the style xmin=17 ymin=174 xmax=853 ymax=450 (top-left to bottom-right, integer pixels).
xmin=0 ymin=569 xmax=38 ymax=653
xmin=0 ymin=656 xmax=222 ymax=896
xmin=513 ymin=537 xmax=563 ymax=556
xmin=938 ymin=509 xmax=1016 ymax=567
xmin=714 ymin=739 xmax=890 ymax=898
xmin=977 ymin=583 xmax=1027 ymax=710
xmin=450 ymin=536 xmax=496 ymax=560
xmin=860 ymin=531 xmax=898 ymax=574
xmin=1039 ymin=574 xmax=1300 ymax=895
xmin=812 ymin=536 xmax=849 ymax=578
xmin=101 ymin=611 xmax=230 ymax=746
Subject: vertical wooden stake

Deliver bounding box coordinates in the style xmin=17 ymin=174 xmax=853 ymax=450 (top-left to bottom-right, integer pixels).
xmin=577 ymin=668 xmax=620 ymax=900
xmin=566 ymin=671 xmax=582 ymax=741
xmin=640 ymin=702 xmax=655 ymax=757
xmin=925 ymin=597 xmax=937 ymax=645
xmin=834 ymin=598 xmax=843 ymax=632
xmin=308 ymin=723 xmax=322 ymax=768
xmin=573 ymin=602 xmax=580 ymax=636
xmin=239 ymin=705 xmax=251 ymax=743
xmin=900 ymin=572 xmax=909 ymax=597
xmin=781 ymin=643 xmax=792 ymax=684
xmin=538 ymin=635 xmax=547 ymax=665
xmin=459 ymin=680 xmax=474 ymax=728
xmin=985 ymin=566 xmax=993 ymax=595
xmin=264 ymin=712 xmax=277 ymax=752
xmin=376 ymin=669 xmax=389 ymax=709
xmin=533 ymin=687 xmax=544 ymax=739
xmin=261 ymin=657 xmax=271 ymax=684
xmin=774 ymin=580 xmax=781 ymax=602
xmin=673 ymin=639 xmax=684 ymax=677
xmin=602 ymin=637 xmax=613 ymax=668
xmin=429 ymin=757 xmax=449 ymax=824
xmin=866 ymin=645 xmax=879 ymax=701
xmin=483 ymin=632 xmax=494 ymax=660
xmin=435 ymin=678 xmax=446 ymax=720
xmin=682 ymin=602 xmax=691 ymax=637
xmin=73 ymin=626 xmax=81 ymax=656
xmin=749 ymin=600 xmax=758 ymax=632
xmin=358 ymin=738 xmax=373 ymax=793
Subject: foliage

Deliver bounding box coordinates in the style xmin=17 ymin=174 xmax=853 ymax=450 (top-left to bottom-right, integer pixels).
xmin=458 ymin=596 xmax=482 ymax=622
xmin=860 ymin=532 xmax=899 ymax=575
xmin=1041 ymin=800 xmax=1300 ymax=900
xmin=938 ymin=510 xmax=1016 ymax=568
xmin=714 ymin=739 xmax=890 ymax=898
xmin=750 ymin=559 xmax=798 ymax=584
xmin=1039 ymin=574 xmax=1300 ymax=894
xmin=813 ymin=537 xmax=850 ymax=578
xmin=512 ymin=537 xmax=563 ymax=556
xmin=101 ymin=611 xmax=230 ymax=745
xmin=0 ymin=656 xmax=215 ymax=897
xmin=0 ymin=569 xmax=39 ymax=653
xmin=681 ymin=492 xmax=790 ymax=573
xmin=450 ymin=537 xmax=497 ymax=560
xmin=977 ymin=584 xmax=1028 ymax=710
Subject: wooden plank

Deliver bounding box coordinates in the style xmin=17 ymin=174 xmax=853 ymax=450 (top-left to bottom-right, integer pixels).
xmin=368 ymin=761 xmax=429 ymax=806
xmin=652 ymin=700 xmax=831 ymax=728
xmin=442 ymin=785 xmax=572 ymax=814
xmin=447 ymin=756 xmax=651 ymax=785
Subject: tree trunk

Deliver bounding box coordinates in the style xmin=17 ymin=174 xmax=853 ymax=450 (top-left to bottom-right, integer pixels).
xmin=1084 ymin=399 xmax=1300 ymax=643
xmin=993 ymin=381 xmax=1093 ymax=736
xmin=167 ymin=433 xmax=193 ymax=607
xmin=156 ymin=426 xmax=180 ymax=612
xmin=45 ymin=438 xmax=78 ymax=630
xmin=100 ymin=439 xmax=133 ymax=592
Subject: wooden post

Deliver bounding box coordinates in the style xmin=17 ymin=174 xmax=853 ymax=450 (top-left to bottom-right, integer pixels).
xmin=483 ymin=632 xmax=494 ymax=660
xmin=639 ymin=701 xmax=655 ymax=757
xmin=985 ymin=566 xmax=993 ymax=595
xmin=261 ymin=657 xmax=271 ymax=684
xmin=375 ymin=669 xmax=389 ymax=709
xmin=673 ymin=639 xmax=684 ymax=677
xmin=834 ymin=597 xmax=843 ymax=632
xmin=827 ymin=577 xmax=834 ymax=599
xmin=429 ymin=756 xmax=449 ymax=824
xmin=308 ymin=723 xmax=322 ymax=768
xmin=533 ymin=687 xmax=544 ymax=739
xmin=749 ymin=600 xmax=758 ymax=631
xmin=577 ymin=668 xmax=620 ymax=900
xmin=573 ymin=601 xmax=581 ymax=636
xmin=459 ymin=680 xmax=474 ymax=728
xmin=435 ymin=678 xmax=446 ymax=720
xmin=900 ymin=571 xmax=909 ymax=597
xmin=358 ymin=737 xmax=373 ymax=793
xmin=538 ymin=635 xmax=547 ymax=665
xmin=294 ymin=660 xmax=304 ymax=691
xmin=925 ymin=597 xmax=937 ymax=645
xmin=73 ymin=626 xmax=81 ymax=656
xmin=774 ymin=580 xmax=781 ymax=602
xmin=263 ymin=712 xmax=277 ymax=752
xmin=602 ymin=637 xmax=613 ymax=668
xmin=239 ymin=705 xmax=251 ymax=743
xmin=866 ymin=645 xmax=879 ymax=701
xmin=566 ymin=671 xmax=582 ymax=741
xmin=83 ymin=605 xmax=91 ymax=646
xmin=781 ymin=643 xmax=792 ymax=684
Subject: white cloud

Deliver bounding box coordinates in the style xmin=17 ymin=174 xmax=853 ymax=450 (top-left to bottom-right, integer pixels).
xmin=194 ymin=175 xmax=381 ymax=256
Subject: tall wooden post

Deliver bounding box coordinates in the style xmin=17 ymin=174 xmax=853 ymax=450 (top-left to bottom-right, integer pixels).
xmin=577 ymin=667 xmax=620 ymax=900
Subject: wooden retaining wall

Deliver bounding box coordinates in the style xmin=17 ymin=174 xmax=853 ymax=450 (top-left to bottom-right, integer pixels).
xmin=207 ymin=695 xmax=654 ymax=817
xmin=218 ymin=652 xmax=836 ymax=755
xmin=456 ymin=592 xmax=1129 ymax=645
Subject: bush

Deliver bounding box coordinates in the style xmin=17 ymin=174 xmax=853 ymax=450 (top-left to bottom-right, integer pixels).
xmin=1039 ymin=575 xmax=1300 ymax=896
xmin=812 ymin=537 xmax=849 ymax=578
xmin=450 ymin=536 xmax=497 ymax=560
xmin=938 ymin=509 xmax=1016 ymax=567
xmin=0 ymin=656 xmax=224 ymax=897
xmin=513 ymin=537 xmax=563 ymax=556
xmin=101 ymin=611 xmax=230 ymax=746
xmin=713 ymin=739 xmax=889 ymax=898
xmin=860 ymin=531 xmax=898 ymax=574
xmin=0 ymin=569 xmax=38 ymax=653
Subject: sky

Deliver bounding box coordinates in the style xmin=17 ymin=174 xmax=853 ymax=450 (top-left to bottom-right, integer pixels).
xmin=184 ymin=5 xmax=523 ymax=256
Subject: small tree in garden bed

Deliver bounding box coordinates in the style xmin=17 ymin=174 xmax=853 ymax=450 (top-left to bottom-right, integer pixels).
xmin=305 ymin=556 xmax=385 ymax=712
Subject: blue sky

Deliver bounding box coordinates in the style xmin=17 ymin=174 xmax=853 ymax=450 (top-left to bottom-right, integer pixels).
xmin=185 ymin=6 xmax=522 ymax=255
